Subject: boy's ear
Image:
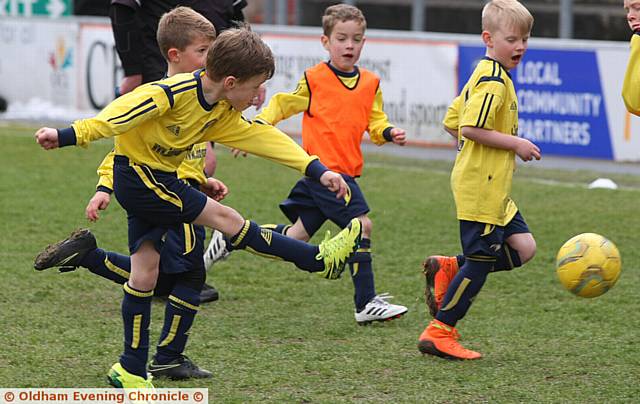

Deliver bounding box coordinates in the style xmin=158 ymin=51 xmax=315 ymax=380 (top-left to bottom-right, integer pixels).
xmin=320 ymin=35 xmax=330 ymax=51
xmin=223 ymin=76 xmax=237 ymax=89
xmin=167 ymin=47 xmax=180 ymax=63
xmin=481 ymin=30 xmax=493 ymax=48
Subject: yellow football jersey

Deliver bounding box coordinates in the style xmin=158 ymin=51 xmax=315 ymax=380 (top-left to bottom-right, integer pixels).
xmin=623 ymin=34 xmax=640 ymax=116
xmin=449 ymin=57 xmax=519 ymax=226
xmin=68 ymin=70 xmax=317 ymax=175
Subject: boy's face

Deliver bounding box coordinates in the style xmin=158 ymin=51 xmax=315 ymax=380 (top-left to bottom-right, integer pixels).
xmin=321 ymin=20 xmax=366 ymax=72
xmin=173 ymin=35 xmax=212 ymax=73
xmin=483 ymin=25 xmax=529 ymax=71
xmin=624 ymin=0 xmax=640 ymax=32
xmin=224 ymin=74 xmax=268 ymax=111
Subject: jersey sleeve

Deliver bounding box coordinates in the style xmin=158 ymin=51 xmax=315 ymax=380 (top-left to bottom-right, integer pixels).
xmin=443 ymin=95 xmax=462 ymax=131
xmin=254 ymin=76 xmax=309 ymax=125
xmin=69 ymin=83 xmax=172 ymax=147
xmin=623 ymin=34 xmax=640 ymax=116
xmin=367 ymin=86 xmax=394 ymax=146
xmin=203 ymin=109 xmax=319 ymax=175
xmin=96 ymin=150 xmax=115 ymax=192
xmin=459 ymin=78 xmax=505 ymax=130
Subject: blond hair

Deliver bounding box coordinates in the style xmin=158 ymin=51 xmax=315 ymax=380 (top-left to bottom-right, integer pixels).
xmin=322 ymin=4 xmax=366 ymax=36
xmin=205 ymin=28 xmax=275 ymax=82
xmin=157 ymin=6 xmax=217 ymax=60
xmin=482 ymin=0 xmax=533 ymax=35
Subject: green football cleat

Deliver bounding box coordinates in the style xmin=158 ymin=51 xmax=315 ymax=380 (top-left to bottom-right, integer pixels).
xmin=107 ymin=362 xmax=154 ymax=389
xmin=33 ymin=228 xmax=96 ymax=272
xmin=316 ymin=218 xmax=362 ymax=280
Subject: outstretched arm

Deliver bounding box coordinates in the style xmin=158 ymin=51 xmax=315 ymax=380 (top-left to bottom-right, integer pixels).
xmin=623 ymin=33 xmax=640 ymax=115
xmin=35 ymin=84 xmax=170 ymax=149
xmin=254 ymin=76 xmax=309 ymax=126
xmin=460 ymin=126 xmax=541 ymax=162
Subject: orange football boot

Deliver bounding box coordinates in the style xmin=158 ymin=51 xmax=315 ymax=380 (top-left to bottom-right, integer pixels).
xmin=423 ymin=255 xmax=459 ymax=317
xmin=417 ymin=320 xmax=481 ymax=360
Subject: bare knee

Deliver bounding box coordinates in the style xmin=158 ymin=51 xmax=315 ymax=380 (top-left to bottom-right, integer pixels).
xmin=508 ymin=233 xmax=536 ymax=264
xmin=194 ymin=198 xmax=245 ymax=235
xmin=358 ymin=215 xmax=372 ymax=238
xmin=286 ymin=220 xmax=310 ymax=242
xmin=129 ymin=242 xmax=160 ymax=291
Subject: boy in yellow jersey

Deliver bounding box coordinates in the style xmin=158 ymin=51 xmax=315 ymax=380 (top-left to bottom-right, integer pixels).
xmin=418 ymin=0 xmax=541 ymax=360
xmin=246 ymin=4 xmax=408 ymax=325
xmin=33 ymin=7 xmax=225 ymax=381
xmin=623 ymin=0 xmax=640 ymax=114
xmin=40 ymin=6 xmax=224 ymax=304
xmin=34 ymin=28 xmax=362 ymax=389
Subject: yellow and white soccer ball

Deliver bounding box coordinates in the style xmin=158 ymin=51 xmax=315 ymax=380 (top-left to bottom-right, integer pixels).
xmin=555 ymin=233 xmax=621 ymax=298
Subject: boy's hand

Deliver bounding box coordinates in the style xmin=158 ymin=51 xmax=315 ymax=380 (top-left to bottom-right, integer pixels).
xmin=231 ymin=148 xmax=248 ymax=158
xmin=390 ymin=128 xmax=407 ymax=146
xmin=320 ymin=171 xmax=349 ymax=200
xmin=201 ymin=178 xmax=229 ymax=201
xmin=35 ymin=127 xmax=59 ymax=149
xmin=515 ymin=137 xmax=542 ymax=162
xmin=86 ymin=191 xmax=111 ymax=222
xmin=252 ymin=84 xmax=267 ymax=110
xmin=119 ymin=74 xmax=143 ymax=95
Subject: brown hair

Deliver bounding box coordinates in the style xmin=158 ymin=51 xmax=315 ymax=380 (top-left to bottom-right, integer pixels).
xmin=205 ymin=28 xmax=275 ymax=82
xmin=322 ymin=4 xmax=366 ymax=36
xmin=157 ymin=6 xmax=217 ymax=59
xmin=482 ymin=0 xmax=533 ymax=35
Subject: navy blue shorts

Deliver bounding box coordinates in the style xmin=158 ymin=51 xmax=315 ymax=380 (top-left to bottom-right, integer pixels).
xmin=113 ymin=156 xmax=207 ymax=259
xmin=279 ymin=175 xmax=369 ymax=236
xmin=459 ymin=211 xmax=530 ymax=257
xmin=159 ymin=222 xmax=207 ymax=274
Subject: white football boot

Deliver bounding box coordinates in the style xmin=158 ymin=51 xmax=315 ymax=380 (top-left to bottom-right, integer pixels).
xmin=355 ymin=293 xmax=408 ymax=325
xmin=203 ymin=230 xmax=230 ymax=271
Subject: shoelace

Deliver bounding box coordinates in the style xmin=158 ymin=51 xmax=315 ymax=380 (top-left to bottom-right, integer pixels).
xmin=176 ymin=355 xmax=198 ymax=370
xmin=314 ymin=230 xmax=333 ymax=261
xmin=370 ymin=293 xmax=395 ymax=306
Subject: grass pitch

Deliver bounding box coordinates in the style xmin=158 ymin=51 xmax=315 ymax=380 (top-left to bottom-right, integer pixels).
xmin=1 ymin=125 xmax=639 ymax=402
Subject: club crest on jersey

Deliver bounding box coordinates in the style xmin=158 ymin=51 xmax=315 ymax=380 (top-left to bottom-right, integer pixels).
xmin=200 ymin=119 xmax=218 ymax=133
xmin=166 ymin=125 xmax=181 ymax=136
xmin=260 ymin=228 xmax=272 ymax=246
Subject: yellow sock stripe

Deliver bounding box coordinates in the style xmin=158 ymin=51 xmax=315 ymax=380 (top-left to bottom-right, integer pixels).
xmin=124 ymin=283 xmax=154 ymax=298
xmin=182 ymin=224 xmax=195 ymax=255
xmin=168 ymin=295 xmax=200 ymax=312
xmin=231 ymin=220 xmax=251 ymax=248
xmin=158 ymin=314 xmax=181 ymax=347
xmin=260 ymin=224 xmax=278 ymax=229
xmin=104 ymin=258 xmax=130 ymax=279
xmin=467 ymin=255 xmax=496 ymax=262
xmin=245 ymin=246 xmax=283 ymax=261
xmin=440 ymin=277 xmax=471 ymax=311
xmin=260 ymin=228 xmax=273 ymax=246
xmin=131 ymin=314 xmax=142 ymax=349
xmin=132 ymin=165 xmax=182 ymax=209
xmin=356 ymin=248 xmax=371 ymax=253
xmin=351 ymin=262 xmax=359 ymax=276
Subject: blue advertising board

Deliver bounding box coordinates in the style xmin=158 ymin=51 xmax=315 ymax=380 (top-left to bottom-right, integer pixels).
xmin=458 ymin=46 xmax=612 ymax=159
